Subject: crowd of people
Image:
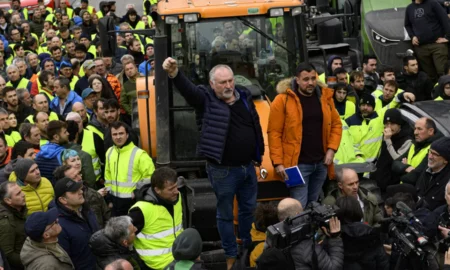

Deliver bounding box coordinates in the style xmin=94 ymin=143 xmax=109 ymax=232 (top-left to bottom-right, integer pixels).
xmin=1 ymin=0 xmax=450 ymax=269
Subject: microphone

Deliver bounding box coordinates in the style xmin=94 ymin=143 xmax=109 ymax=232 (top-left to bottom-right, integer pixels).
xmin=396 ymin=201 xmax=421 ymax=224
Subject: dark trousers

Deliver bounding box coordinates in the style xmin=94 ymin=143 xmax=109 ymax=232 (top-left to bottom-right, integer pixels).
xmin=414 ymin=43 xmax=448 ymax=83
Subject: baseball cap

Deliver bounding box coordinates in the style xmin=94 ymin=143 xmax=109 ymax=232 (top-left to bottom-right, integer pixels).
xmin=25 ymin=208 xmax=59 ymax=242
xmin=82 ymin=88 xmax=95 ymax=99
xmin=54 ymin=177 xmax=83 ymax=199
xmin=82 ymin=60 xmax=96 ymax=70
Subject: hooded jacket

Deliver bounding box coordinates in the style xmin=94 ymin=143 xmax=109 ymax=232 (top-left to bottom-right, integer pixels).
xmin=0 ymin=203 xmax=27 ymax=269
xmin=89 ymin=229 xmax=143 ymax=269
xmin=435 ymin=75 xmax=450 ymax=100
xmin=268 ymin=78 xmax=342 ymax=178
xmin=340 ymin=223 xmax=389 ymax=270
xmin=373 ymin=124 xmax=413 ymax=191
xmin=405 ymin=0 xmax=450 ymax=45
xmin=20 ymin=237 xmax=74 ymax=270
xmin=56 ymin=201 xmax=99 ymax=270
xmin=35 ymin=142 xmax=65 ymax=184
xmin=16 ymin=176 xmax=54 ymax=215
xmin=50 ymin=91 xmax=83 ymax=117
xmin=322 ymin=187 xmax=382 ymax=226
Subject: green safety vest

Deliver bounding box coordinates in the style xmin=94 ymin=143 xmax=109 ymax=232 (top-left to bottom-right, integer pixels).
xmin=407 ymin=144 xmax=430 ymax=168
xmin=40 ymin=139 xmax=48 ymax=146
xmin=9 ymin=8 xmax=28 ymax=20
xmin=70 ymin=76 xmax=79 ymax=91
xmin=96 ymin=11 xmax=104 ymax=19
xmin=334 ymin=120 xmax=365 ymax=165
xmin=318 ymin=72 xmax=350 ymax=84
xmin=372 ymin=89 xmax=404 ymax=111
xmin=25 ymin=112 xmax=59 ymax=124
xmin=88 ymin=45 xmax=97 ymax=58
xmin=348 ymin=99 xmax=400 ymax=162
xmin=131 ymin=198 xmax=183 ymax=270
xmin=81 ymin=129 xmax=101 ymax=180
xmin=104 ymin=142 xmax=155 ymax=199
xmin=87 ymin=6 xmax=95 ymax=14
xmin=435 ymin=96 xmax=444 ymax=101
xmin=62 ymin=8 xmax=74 ymax=19
xmin=86 ymin=124 xmax=104 ymax=139
xmin=143 ymin=0 xmax=158 ymax=15
xmin=5 ymin=132 xmax=21 ymax=147
xmin=6 ymin=77 xmax=30 ymax=89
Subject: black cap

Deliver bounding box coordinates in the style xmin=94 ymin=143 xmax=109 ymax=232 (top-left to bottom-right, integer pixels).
xmin=384 ymin=108 xmax=404 ymax=125
xmin=431 ymin=137 xmax=450 ymax=161
xmin=54 ymin=177 xmax=83 ymax=199
xmin=25 ymin=208 xmax=59 ymax=242
xmin=360 ymin=94 xmax=375 ymax=108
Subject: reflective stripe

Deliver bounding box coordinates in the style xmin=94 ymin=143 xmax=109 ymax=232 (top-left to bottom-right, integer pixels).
xmin=136 ymin=247 xmax=172 ymax=256
xmin=127 ymin=147 xmax=139 ymax=182
xmin=333 ymin=158 xmax=340 ymax=164
xmin=110 ymin=190 xmax=133 ymax=198
xmin=366 ymin=157 xmax=376 ymax=162
xmin=94 ymin=169 xmax=101 ymax=175
xmin=354 ymin=143 xmax=360 ymax=147
xmin=104 ymin=181 xmax=136 ymax=188
xmin=342 ymin=125 xmax=349 ymax=130
xmin=141 ymin=178 xmax=151 ymax=184
xmin=92 ymin=157 xmax=99 ymax=163
xmin=137 ymin=224 xmax=183 ymax=240
xmin=364 ymin=136 xmax=382 ymax=145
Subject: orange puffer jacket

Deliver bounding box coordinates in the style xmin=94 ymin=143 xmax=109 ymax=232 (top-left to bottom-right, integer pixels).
xmin=268 ymin=78 xmax=342 ymax=179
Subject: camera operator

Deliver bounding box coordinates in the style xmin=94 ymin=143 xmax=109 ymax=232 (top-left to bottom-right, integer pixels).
xmin=290 ymin=215 xmax=344 ymax=269
xmin=335 ymin=196 xmax=389 ymax=270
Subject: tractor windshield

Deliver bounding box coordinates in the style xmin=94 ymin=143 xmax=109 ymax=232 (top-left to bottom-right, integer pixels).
xmin=169 ymin=15 xmax=297 ymax=100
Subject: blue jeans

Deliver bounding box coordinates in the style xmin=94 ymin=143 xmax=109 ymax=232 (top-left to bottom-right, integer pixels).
xmin=206 ymin=162 xmax=257 ymax=258
xmin=290 ymin=163 xmax=328 ymax=208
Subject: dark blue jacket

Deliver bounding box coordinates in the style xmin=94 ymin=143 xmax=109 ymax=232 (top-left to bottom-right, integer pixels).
xmin=56 ymin=201 xmax=99 ymax=270
xmin=50 ymin=91 xmax=83 ymax=117
xmin=171 ymin=71 xmax=264 ymax=164
xmin=35 ymin=142 xmax=64 ymax=185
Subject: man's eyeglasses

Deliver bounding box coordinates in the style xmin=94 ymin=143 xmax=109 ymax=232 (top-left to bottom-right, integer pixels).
xmin=44 ymin=219 xmax=59 ymax=232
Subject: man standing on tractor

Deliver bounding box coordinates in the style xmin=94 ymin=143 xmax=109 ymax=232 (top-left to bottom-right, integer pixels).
xmin=163 ymin=57 xmax=264 ymax=270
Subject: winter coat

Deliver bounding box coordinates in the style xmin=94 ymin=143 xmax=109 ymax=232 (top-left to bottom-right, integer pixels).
xmin=436 ymin=75 xmax=450 ymax=100
xmin=396 ymin=71 xmax=433 ymax=101
xmin=35 ymin=142 xmax=65 ymax=185
xmin=290 ymin=237 xmax=344 ymax=270
xmin=323 ymin=187 xmax=382 ymax=226
xmin=74 ymin=75 xmax=90 ymax=97
xmin=170 ymin=71 xmax=264 ymax=164
xmin=340 ymin=222 xmax=389 ymax=270
xmin=89 ymin=229 xmax=142 ymax=269
xmin=83 ymin=185 xmax=110 ymax=228
xmin=416 ymin=164 xmax=450 ymax=210
xmin=268 ymin=78 xmax=342 ymax=178
xmin=0 ymin=203 xmax=27 ymax=270
xmin=392 ymin=133 xmax=442 ymax=186
xmin=16 ymin=177 xmax=54 ymax=215
xmin=56 ymin=201 xmax=100 ymax=270
xmin=50 ymin=91 xmax=83 ymax=117
xmin=20 ymin=237 xmax=74 ymax=270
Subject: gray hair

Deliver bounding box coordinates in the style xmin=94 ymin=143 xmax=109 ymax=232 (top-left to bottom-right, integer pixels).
xmin=6 ymin=65 xmax=19 ymax=73
xmin=12 ymin=58 xmax=26 ymax=66
xmin=0 ymin=182 xmax=17 ymax=201
xmin=26 ymin=53 xmax=38 ymax=63
xmin=209 ymin=64 xmax=233 ymax=83
xmin=16 ymin=88 xmax=28 ymax=101
xmin=120 ymin=54 xmax=134 ymax=65
xmin=335 ymin=167 xmax=357 ymax=183
xmin=0 ymin=108 xmax=8 ymax=116
xmin=66 ymin=112 xmax=81 ymax=121
xmin=104 ymin=216 xmax=133 ymax=244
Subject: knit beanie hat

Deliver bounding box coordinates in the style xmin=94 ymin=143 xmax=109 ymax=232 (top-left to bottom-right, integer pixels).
xmin=431 ymin=137 xmax=450 ymax=161
xmin=14 ymin=158 xmax=36 ymax=181
xmin=172 ymin=228 xmax=202 ymax=261
xmin=360 ymin=94 xmax=375 ymax=108
xmin=383 ymin=108 xmax=404 ymax=125
xmin=60 ymin=60 xmax=73 ymax=70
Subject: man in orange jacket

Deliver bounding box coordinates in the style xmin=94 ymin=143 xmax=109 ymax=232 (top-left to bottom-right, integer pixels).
xmin=268 ymin=63 xmax=342 ymax=207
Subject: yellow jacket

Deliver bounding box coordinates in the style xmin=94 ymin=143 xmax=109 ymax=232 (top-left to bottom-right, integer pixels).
xmin=14 ymin=177 xmax=54 ymax=215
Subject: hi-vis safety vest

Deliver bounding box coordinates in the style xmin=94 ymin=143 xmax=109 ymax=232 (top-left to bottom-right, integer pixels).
xmin=86 ymin=124 xmax=104 ymax=139
xmin=81 ymin=129 xmax=101 ymax=180
xmin=6 ymin=77 xmax=30 ymax=89
xmin=347 ymin=98 xmax=400 ymax=163
xmin=104 ymin=142 xmax=155 ymax=199
xmin=340 ymin=101 xmax=355 ymax=120
xmin=407 ymin=144 xmax=431 ymax=168
xmin=131 ymin=198 xmax=183 ymax=270
xmin=334 ymin=120 xmax=365 ymax=165
xmin=25 ymin=112 xmax=59 ymax=123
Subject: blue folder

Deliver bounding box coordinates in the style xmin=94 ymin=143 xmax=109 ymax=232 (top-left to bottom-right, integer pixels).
xmin=284 ymin=166 xmax=305 ymax=188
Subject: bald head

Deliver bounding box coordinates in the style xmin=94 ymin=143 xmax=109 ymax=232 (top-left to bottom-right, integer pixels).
xmin=72 ymin=102 xmax=87 ymax=121
xmin=66 ymin=112 xmax=81 ymax=122
xmin=105 ymin=259 xmax=133 ymax=270
xmin=277 ymin=198 xmax=303 ymax=221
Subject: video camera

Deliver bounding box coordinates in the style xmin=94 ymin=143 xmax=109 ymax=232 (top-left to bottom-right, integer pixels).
xmin=385 ymin=202 xmax=431 ymax=258
xmin=266 ymin=202 xmax=338 ymax=250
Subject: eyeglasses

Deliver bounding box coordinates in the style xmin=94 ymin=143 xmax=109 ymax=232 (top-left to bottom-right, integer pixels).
xmin=428 ymin=149 xmax=441 ymax=157
xmin=44 ymin=219 xmax=59 ymax=232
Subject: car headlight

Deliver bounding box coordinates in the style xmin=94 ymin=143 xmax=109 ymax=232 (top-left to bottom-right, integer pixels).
xmin=372 ymin=30 xmax=400 ymax=44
